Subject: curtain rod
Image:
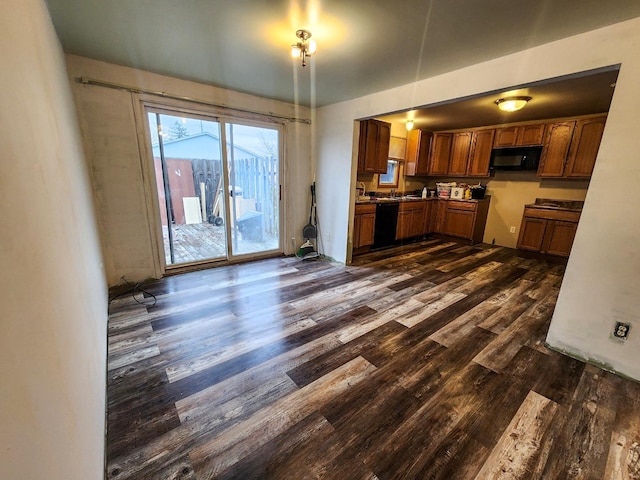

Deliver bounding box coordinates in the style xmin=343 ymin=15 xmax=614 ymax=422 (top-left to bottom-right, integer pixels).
xmin=77 ymin=76 xmax=311 ymax=125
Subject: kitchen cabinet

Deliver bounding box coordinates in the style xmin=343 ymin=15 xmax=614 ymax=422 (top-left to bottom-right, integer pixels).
xmin=405 ymin=129 xmax=433 ymax=176
xmin=396 ymin=201 xmax=427 ymax=240
xmin=537 ymin=116 xmax=606 ymax=178
xmin=448 ymin=132 xmax=473 ymax=176
xmin=537 ymin=121 xmax=576 ymax=177
xmin=435 ymin=129 xmax=494 ymax=177
xmin=564 ymin=115 xmax=606 ymax=177
xmin=431 ymin=199 xmax=447 ymax=234
xmin=422 ymin=200 xmax=433 ymax=235
xmin=494 ymin=123 xmax=545 ymax=147
xmin=443 ymin=199 xmax=490 ymax=244
xmin=428 ymin=133 xmax=453 ymax=176
xmin=353 ymin=203 xmax=376 ymax=248
xmin=517 ymin=205 xmax=581 ymax=257
xmin=467 ymin=128 xmax=495 ymax=177
xmin=357 ymin=119 xmax=391 ymax=174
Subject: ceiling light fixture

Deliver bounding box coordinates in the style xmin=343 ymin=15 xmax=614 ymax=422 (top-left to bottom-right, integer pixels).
xmin=406 ymin=120 xmax=414 ymax=131
xmin=495 ymin=96 xmax=532 ymax=112
xmin=291 ymin=29 xmax=316 ymax=67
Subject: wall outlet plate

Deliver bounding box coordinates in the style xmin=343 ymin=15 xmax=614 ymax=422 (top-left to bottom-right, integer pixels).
xmin=612 ymin=321 xmax=631 ymax=340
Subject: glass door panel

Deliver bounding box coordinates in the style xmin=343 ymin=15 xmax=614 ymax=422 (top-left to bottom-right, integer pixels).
xmin=147 ymin=111 xmax=228 ymax=265
xmin=225 ymin=123 xmax=280 ymax=256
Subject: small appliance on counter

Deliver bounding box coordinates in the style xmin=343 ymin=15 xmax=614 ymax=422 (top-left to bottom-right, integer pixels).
xmin=469 ymin=184 xmax=486 ymax=199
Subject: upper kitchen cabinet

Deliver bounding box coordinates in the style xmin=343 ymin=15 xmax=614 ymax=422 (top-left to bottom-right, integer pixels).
xmin=537 ymin=121 xmax=576 ymax=177
xmin=537 ymin=115 xmax=606 ymax=178
xmin=357 ymin=119 xmax=391 ymax=174
xmin=405 ymin=129 xmax=433 ymax=176
xmin=428 ymin=133 xmax=453 ymax=176
xmin=467 ymin=128 xmax=495 ymax=177
xmin=448 ymin=132 xmax=473 ymax=176
xmin=494 ymin=123 xmax=545 ymax=147
xmin=564 ymin=115 xmax=607 ymax=177
xmin=448 ymin=129 xmax=495 ymax=177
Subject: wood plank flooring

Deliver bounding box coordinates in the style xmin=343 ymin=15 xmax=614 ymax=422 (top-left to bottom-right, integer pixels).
xmin=106 ymin=239 xmax=640 ymax=480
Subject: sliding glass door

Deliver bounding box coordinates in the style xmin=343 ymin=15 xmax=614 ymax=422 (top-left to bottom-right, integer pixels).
xmin=146 ymin=109 xmax=281 ymax=266
xmin=225 ymin=123 xmax=280 ymax=255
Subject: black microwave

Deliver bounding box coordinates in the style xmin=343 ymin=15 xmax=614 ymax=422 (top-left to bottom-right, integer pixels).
xmin=489 ymin=146 xmax=542 ymax=171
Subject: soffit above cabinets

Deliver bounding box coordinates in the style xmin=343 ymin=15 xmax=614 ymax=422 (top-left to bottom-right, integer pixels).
xmin=376 ymin=68 xmax=619 ymax=132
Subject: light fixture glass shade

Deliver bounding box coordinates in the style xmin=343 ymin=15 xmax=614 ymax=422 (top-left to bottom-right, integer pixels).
xmin=291 ymin=45 xmax=302 ymax=58
xmin=307 ymin=39 xmax=317 ymax=55
xmin=406 ymin=120 xmax=414 ymax=131
xmin=496 ymin=96 xmax=531 ymax=112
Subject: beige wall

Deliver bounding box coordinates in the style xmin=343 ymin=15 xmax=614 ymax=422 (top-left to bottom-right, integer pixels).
xmin=0 ymin=1 xmax=107 ymax=478
xmin=406 ymin=172 xmax=589 ymax=248
xmin=67 ymin=55 xmax=313 ymax=286
xmin=316 ymin=18 xmax=640 ymax=381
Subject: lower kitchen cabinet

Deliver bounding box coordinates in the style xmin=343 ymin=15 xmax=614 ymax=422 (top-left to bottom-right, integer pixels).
xmin=431 ymin=199 xmax=447 ymax=234
xmin=353 ymin=203 xmax=376 ymax=248
xmin=396 ymin=201 xmax=427 ymax=240
xmin=517 ymin=206 xmax=580 ymax=257
xmin=442 ymin=199 xmax=490 ymax=244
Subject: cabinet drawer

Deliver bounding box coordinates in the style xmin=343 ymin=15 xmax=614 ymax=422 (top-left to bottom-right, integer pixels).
xmin=355 ymin=203 xmax=376 ymax=215
xmin=398 ymin=200 xmax=426 ymax=212
xmin=523 ymin=207 xmax=580 ymax=222
xmin=447 ymin=201 xmax=476 ymax=211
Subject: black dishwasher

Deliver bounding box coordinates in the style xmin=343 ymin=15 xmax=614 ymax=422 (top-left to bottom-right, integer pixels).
xmin=373 ymin=202 xmax=399 ymax=248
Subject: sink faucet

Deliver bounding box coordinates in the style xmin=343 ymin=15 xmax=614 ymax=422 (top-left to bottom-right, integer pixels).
xmin=390 ymin=189 xmax=396 ymax=198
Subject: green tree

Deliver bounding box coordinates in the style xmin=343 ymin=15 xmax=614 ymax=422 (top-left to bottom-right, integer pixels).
xmin=168 ymin=120 xmax=189 ymax=140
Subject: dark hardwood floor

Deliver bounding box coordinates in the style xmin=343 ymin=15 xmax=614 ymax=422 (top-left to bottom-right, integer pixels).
xmin=106 ymin=239 xmax=640 ymax=479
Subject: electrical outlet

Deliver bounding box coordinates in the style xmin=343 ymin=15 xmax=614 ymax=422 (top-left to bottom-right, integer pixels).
xmin=613 ymin=321 xmax=631 ymax=340
xmin=509 ymin=226 xmax=516 ymax=234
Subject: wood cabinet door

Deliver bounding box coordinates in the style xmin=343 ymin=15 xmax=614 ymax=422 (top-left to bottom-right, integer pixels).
xmin=423 ymin=201 xmax=433 ymax=235
xmin=538 ymin=121 xmax=575 ymax=177
xmin=444 ymin=209 xmax=475 ymax=239
xmin=405 ymin=130 xmax=432 ymax=176
xmin=467 ymin=129 xmax=495 ymax=177
xmin=494 ymin=126 xmax=519 ymax=147
xmin=409 ymin=204 xmax=426 ymax=238
xmin=448 ymin=132 xmax=472 ymax=176
xmin=358 ymin=119 xmax=390 ymax=174
xmin=395 ymin=209 xmax=412 ymax=240
xmin=358 ymin=213 xmax=376 ymax=247
xmin=429 ymin=133 xmax=453 ymax=175
xmin=543 ymin=221 xmax=578 ymax=257
xmin=517 ymin=217 xmax=547 ymax=251
xmin=376 ymin=121 xmax=391 ymax=173
xmin=432 ymin=200 xmax=447 ymax=233
xmin=564 ymin=115 xmax=606 ymax=178
xmin=517 ymin=123 xmax=545 ymax=145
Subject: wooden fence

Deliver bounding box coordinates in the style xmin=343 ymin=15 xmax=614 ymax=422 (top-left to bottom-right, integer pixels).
xmin=190 ymin=156 xmax=279 ymax=236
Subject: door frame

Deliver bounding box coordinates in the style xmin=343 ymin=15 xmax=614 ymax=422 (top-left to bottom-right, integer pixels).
xmin=134 ymin=95 xmax=284 ymax=276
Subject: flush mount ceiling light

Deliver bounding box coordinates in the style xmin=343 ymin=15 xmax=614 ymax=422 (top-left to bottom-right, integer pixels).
xmin=291 ymin=29 xmax=317 ymax=67
xmin=495 ymin=96 xmax=532 ymax=112
xmin=406 ymin=120 xmax=414 ymax=131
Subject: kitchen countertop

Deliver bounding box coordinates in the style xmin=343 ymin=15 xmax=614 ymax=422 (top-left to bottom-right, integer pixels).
xmin=356 ymin=196 xmax=489 ymax=204
xmin=525 ymin=198 xmax=584 ymax=212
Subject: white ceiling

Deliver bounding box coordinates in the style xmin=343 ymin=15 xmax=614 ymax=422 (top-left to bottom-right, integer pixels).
xmin=45 ymin=0 xmax=640 ymax=113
